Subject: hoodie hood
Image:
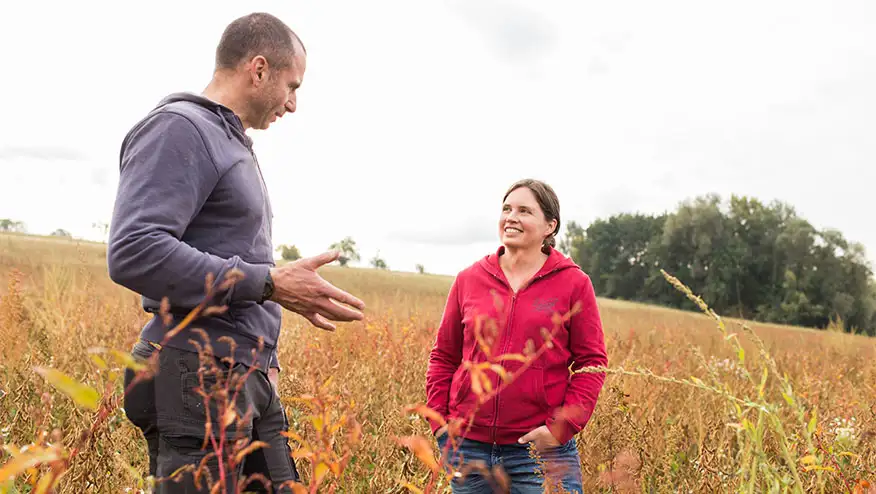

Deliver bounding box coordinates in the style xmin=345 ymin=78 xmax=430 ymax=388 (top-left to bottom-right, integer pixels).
xmin=477 ymin=245 xmax=580 ymax=286
xmin=155 ymin=92 xmax=253 ymax=147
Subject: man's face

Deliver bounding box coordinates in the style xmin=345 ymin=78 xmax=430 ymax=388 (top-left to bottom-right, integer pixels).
xmin=247 ymin=51 xmax=306 ymax=130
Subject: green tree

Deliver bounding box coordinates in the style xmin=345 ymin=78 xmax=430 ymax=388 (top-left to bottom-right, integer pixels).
xmin=415 ymin=264 xmax=425 ymax=274
xmin=276 ymin=244 xmax=301 ymax=261
xmin=644 ymin=194 xmax=746 ymax=315
xmin=370 ymin=252 xmax=388 ymax=270
xmin=51 ymin=229 xmax=72 ymax=238
xmin=725 ymin=196 xmax=796 ymax=319
xmin=571 ymin=213 xmax=666 ymax=303
xmin=558 ymin=221 xmax=585 ymax=259
xmin=328 ymin=237 xmax=361 ymax=267
xmin=0 ymin=219 xmax=27 ymax=233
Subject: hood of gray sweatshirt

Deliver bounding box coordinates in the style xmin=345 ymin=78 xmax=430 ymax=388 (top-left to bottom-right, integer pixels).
xmin=107 ymin=92 xmax=281 ymax=372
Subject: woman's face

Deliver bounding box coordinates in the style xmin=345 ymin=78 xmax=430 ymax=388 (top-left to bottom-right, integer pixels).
xmin=499 ymin=186 xmax=557 ymax=251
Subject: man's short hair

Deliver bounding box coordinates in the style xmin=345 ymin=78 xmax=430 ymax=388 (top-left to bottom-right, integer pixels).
xmin=215 ymin=12 xmax=305 ymax=70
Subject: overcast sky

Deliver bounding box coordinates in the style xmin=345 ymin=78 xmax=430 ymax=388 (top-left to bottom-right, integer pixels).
xmin=1 ymin=0 xmax=874 ymax=276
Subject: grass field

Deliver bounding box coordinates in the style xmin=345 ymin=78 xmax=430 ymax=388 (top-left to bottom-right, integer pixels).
xmin=1 ymin=232 xmax=874 ymax=493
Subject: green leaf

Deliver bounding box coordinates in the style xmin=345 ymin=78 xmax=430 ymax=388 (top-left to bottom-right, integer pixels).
xmin=758 ymin=367 xmax=768 ymax=398
xmin=781 ymin=392 xmax=794 ymax=407
xmin=34 ymin=366 xmax=101 ymax=411
xmin=108 ymin=349 xmax=147 ymax=372
xmin=314 ymin=462 xmax=330 ymax=486
xmin=737 ymin=347 xmax=745 ymax=364
xmin=799 ymin=454 xmax=817 ymax=465
xmin=89 ymin=355 xmax=108 ymax=370
xmin=807 ymin=410 xmax=817 ymax=435
xmin=87 ymin=347 xmax=147 ymax=372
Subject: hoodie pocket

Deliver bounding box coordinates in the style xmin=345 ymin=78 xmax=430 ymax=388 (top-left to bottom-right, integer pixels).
xmin=449 ymin=343 xmax=480 ymax=414
xmin=450 ymin=367 xmax=472 ymax=411
xmin=496 ymin=362 xmax=549 ymax=430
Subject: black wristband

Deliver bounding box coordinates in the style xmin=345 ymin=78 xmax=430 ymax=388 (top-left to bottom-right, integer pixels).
xmin=261 ymin=270 xmax=274 ymax=302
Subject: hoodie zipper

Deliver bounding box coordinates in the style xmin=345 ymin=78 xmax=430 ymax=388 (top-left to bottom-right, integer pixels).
xmin=247 ymin=146 xmax=273 ymax=236
xmin=221 ymin=107 xmax=270 ymax=214
xmin=486 ymin=267 xmax=560 ymax=444
xmin=491 ymin=290 xmax=516 ymax=444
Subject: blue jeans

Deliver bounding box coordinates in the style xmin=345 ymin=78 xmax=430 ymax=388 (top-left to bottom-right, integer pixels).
xmin=436 ymin=435 xmax=583 ymax=493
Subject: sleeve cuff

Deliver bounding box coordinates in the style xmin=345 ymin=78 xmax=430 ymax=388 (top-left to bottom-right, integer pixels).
xmin=231 ymin=260 xmax=271 ymax=303
xmin=546 ymin=414 xmax=582 ymax=445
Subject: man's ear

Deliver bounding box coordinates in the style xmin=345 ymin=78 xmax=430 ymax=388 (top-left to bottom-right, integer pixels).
xmin=250 ymin=55 xmax=269 ymax=85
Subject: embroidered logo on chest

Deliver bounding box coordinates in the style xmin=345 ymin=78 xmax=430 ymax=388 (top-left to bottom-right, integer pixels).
xmin=532 ymin=297 xmax=559 ymax=314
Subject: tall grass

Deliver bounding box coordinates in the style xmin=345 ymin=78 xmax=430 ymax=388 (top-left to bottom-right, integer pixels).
xmin=0 ymin=233 xmax=874 ymax=492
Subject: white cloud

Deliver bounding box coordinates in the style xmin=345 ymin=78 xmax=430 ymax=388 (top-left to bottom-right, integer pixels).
xmin=1 ymin=0 xmax=875 ymax=275
xmin=445 ymin=0 xmax=557 ymax=65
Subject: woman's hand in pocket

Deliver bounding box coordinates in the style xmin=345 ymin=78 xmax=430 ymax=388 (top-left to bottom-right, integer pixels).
xmin=518 ymin=425 xmax=561 ymax=451
xmin=435 ymin=424 xmax=449 ymax=439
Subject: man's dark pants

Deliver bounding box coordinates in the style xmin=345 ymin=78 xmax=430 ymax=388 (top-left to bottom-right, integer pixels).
xmin=123 ymin=339 xmax=299 ymax=493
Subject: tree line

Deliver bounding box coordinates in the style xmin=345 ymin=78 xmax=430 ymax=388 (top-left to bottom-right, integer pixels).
xmin=0 ymin=219 xmax=27 ymax=233
xmin=559 ymin=194 xmax=876 ymax=335
xmin=277 ymin=237 xmax=428 ymax=273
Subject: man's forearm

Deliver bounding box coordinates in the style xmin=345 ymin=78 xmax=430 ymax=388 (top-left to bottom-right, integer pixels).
xmin=107 ymin=228 xmax=269 ymax=309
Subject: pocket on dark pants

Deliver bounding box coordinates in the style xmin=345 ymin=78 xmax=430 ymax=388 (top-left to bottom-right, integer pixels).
xmin=123 ymin=340 xmax=157 ymax=431
xmin=154 ymin=346 xmax=253 ymax=440
xmin=151 ymin=347 xmax=254 ymax=493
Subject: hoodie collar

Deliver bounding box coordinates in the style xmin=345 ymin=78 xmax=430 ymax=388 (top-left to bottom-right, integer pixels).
xmin=154 ymin=92 xmax=253 ymax=148
xmin=477 ymin=245 xmax=578 ymax=288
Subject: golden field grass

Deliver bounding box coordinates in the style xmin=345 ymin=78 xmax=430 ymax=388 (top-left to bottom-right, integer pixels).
xmin=1 ymin=232 xmax=875 ymax=493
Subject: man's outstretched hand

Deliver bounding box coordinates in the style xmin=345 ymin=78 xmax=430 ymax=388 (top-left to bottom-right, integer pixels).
xmin=268 ymin=250 xmax=366 ymax=331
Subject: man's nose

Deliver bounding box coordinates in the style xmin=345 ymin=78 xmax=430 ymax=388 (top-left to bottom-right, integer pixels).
xmin=285 ymin=101 xmax=295 ymax=113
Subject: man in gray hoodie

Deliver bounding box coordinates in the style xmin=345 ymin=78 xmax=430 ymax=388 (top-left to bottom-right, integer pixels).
xmin=107 ymin=12 xmax=365 ymax=493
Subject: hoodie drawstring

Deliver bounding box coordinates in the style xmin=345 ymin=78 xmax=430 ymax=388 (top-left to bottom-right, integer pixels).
xmin=215 ymin=107 xmax=233 ymax=140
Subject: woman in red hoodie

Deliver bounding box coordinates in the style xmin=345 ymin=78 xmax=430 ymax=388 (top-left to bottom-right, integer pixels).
xmin=425 ymin=179 xmax=608 ymax=493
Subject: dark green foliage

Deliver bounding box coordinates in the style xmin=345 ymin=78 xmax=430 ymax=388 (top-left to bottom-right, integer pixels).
xmin=276 ymin=244 xmax=301 ymax=261
xmin=562 ymin=194 xmax=876 ymax=335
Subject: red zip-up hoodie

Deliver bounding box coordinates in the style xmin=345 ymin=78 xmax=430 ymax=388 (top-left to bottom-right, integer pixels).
xmin=426 ymin=246 xmax=608 ymax=445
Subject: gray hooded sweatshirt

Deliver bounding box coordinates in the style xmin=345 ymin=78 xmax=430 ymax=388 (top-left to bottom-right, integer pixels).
xmin=107 ymin=92 xmax=281 ymax=372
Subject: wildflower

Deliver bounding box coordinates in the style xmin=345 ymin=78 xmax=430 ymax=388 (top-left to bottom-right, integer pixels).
xmin=829 ymin=417 xmax=858 ymax=446
xmin=707 ymin=356 xmax=746 ymax=379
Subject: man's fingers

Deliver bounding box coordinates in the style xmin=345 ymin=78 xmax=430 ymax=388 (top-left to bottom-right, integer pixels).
xmin=303 ymin=250 xmax=340 ymax=269
xmin=314 ymin=297 xmax=364 ymax=322
xmin=321 ymin=281 xmax=366 ymax=311
xmin=303 ymin=311 xmax=336 ymax=331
